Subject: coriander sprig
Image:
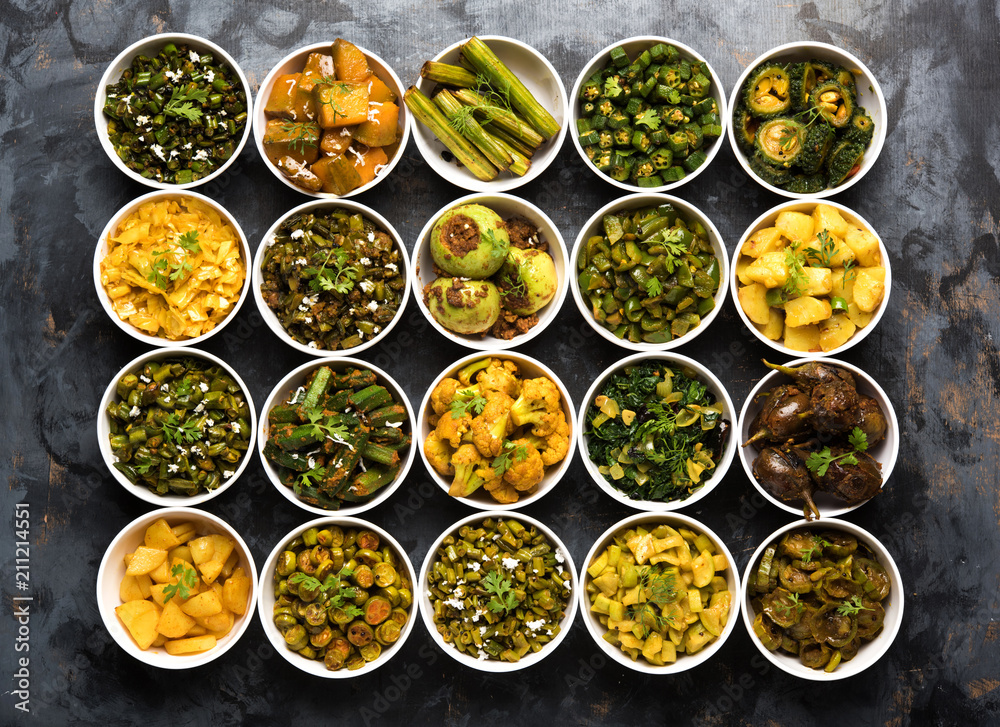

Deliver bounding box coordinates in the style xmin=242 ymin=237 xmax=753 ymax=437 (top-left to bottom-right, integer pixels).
xmin=163 ymin=563 xmax=198 ymax=603
xmin=161 ymin=413 xmax=201 ymax=444
xmin=483 ymin=570 xmax=518 ymax=614
xmin=806 ymin=427 xmax=869 ymax=477
xmin=164 ymin=85 xmax=208 ymax=122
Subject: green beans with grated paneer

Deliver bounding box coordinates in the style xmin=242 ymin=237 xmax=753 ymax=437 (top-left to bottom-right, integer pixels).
xmin=102 ymin=41 xmax=248 ymax=184
xmin=260 ymin=209 xmax=405 ymax=351
xmin=106 ymin=357 xmax=252 ymax=496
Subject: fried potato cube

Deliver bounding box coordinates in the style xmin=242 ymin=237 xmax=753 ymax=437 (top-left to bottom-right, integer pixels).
xmin=847 ymin=302 xmax=874 ymax=328
xmin=775 ymin=210 xmax=814 ymax=243
xmin=784 ymin=296 xmax=832 ymax=327
xmin=830 ymin=268 xmax=855 ymax=303
xmin=819 ymin=313 xmax=857 ymax=351
xmin=223 ymin=568 xmax=251 ymax=616
xmin=735 ymin=255 xmax=754 ymax=286
xmin=164 ymin=635 xmax=217 ymax=655
xmin=219 ymin=550 xmax=240 ymax=582
xmin=199 ymin=559 xmax=225 ymax=586
xmin=853 ymin=266 xmax=886 ymax=312
xmin=196 ymin=609 xmax=234 ymax=636
xmin=738 ymin=283 xmax=772 ymax=326
xmin=811 ymin=203 xmax=849 ymax=238
xmin=208 ymin=535 xmax=235 ymax=567
xmin=119 ymin=575 xmax=147 ymax=602
xmin=144 ymin=518 xmax=182 ymax=551
xmin=115 ymin=600 xmax=162 ymax=650
xmin=800 ymin=266 xmax=833 ymax=297
xmin=179 ymin=590 xmax=223 ymax=619
xmin=744 ymin=252 xmax=788 ymax=288
xmin=156 ymin=599 xmax=197 ymax=639
xmin=171 ymin=522 xmax=197 ymax=544
xmin=755 ymin=307 xmax=784 ymax=340
xmin=741 ymin=226 xmax=785 ymax=258
xmin=844 ymin=226 xmax=881 ymax=267
xmin=187 ymin=536 xmax=215 ymax=566
xmin=149 ymin=583 xmax=170 ymax=608
xmin=784 ymin=323 xmax=821 ymax=352
xmin=168 ymin=545 xmax=194 ymax=565
xmin=125 ymin=546 xmax=168 ymax=576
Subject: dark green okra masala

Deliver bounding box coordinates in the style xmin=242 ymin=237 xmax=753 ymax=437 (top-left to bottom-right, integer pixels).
xmin=264 ymin=365 xmax=410 ymax=510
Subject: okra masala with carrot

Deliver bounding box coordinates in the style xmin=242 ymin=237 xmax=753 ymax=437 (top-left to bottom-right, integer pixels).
xmin=261 ymin=39 xmax=401 ymax=195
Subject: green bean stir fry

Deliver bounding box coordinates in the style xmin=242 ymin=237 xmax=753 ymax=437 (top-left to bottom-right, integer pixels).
xmin=103 ymin=41 xmax=248 ymax=183
xmin=272 ymin=525 xmax=412 ymax=671
xmin=106 ymin=357 xmax=252 ymax=496
xmin=259 ymin=209 xmax=405 ymax=351
xmin=577 ymin=203 xmax=720 ymax=343
xmin=427 ymin=517 xmax=573 ymax=663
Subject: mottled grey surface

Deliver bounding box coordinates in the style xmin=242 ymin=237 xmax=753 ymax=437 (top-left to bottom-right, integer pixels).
xmin=2 ymin=0 xmax=999 ymax=725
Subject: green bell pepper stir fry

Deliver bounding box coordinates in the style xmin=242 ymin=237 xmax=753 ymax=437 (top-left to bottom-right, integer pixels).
xmin=102 ymin=41 xmax=248 ymax=184
xmin=577 ymin=203 xmax=721 ymax=343
xmin=106 ymin=357 xmax=252 ymax=496
xmin=584 ymin=360 xmax=729 ymax=502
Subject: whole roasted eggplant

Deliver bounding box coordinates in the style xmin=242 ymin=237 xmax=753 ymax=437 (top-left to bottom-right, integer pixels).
xmin=752 ymin=444 xmax=821 ymax=520
xmin=743 ymin=384 xmax=812 ymax=447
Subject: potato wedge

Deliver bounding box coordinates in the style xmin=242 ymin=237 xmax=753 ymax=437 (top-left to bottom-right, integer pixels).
xmin=144 ymin=518 xmax=182 ymax=551
xmin=164 ymin=634 xmax=217 ymax=655
xmin=738 ymin=283 xmax=772 ymax=326
xmin=125 ymin=546 xmax=168 ymax=576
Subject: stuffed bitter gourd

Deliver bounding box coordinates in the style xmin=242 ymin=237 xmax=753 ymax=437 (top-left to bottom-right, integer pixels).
xmin=735 ymin=57 xmax=875 ymax=192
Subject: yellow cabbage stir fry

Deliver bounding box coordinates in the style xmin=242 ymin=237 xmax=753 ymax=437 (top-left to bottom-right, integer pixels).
xmin=736 ymin=203 xmax=885 ymax=352
xmin=586 ymin=522 xmax=731 ymax=666
xmin=423 ymin=357 xmax=570 ymax=505
xmin=101 ymin=197 xmax=245 ymax=340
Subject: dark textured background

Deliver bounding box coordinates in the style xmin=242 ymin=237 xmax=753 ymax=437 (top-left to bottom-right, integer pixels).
xmin=2 ymin=1 xmax=999 ymax=725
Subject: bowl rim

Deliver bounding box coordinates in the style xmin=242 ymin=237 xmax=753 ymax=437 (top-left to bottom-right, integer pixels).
xmin=568 ymin=35 xmax=729 ymax=193
xmin=251 ymin=198 xmax=411 ymax=357
xmin=409 ymin=190 xmax=570 ymax=351
xmin=256 ymin=515 xmax=419 ymax=678
xmin=578 ymin=510 xmax=742 ymax=674
xmin=410 ymin=34 xmax=569 ymax=193
xmin=252 ymin=40 xmax=410 ymax=200
xmin=569 ymin=192 xmax=729 ymax=351
xmin=416 ymin=349 xmax=578 ymax=511
xmin=736 ymin=355 xmax=900 ymax=519
xmin=417 ymin=509 xmax=579 ymax=672
xmin=729 ymin=197 xmax=891 ymax=357
xmin=740 ymin=517 xmax=904 ymax=680
xmin=726 ymin=40 xmax=888 ymax=200
xmin=94 ymin=32 xmax=253 ymax=190
xmin=256 ymin=356 xmax=416 ymax=516
xmin=97 ymin=346 xmax=257 ymax=507
xmin=93 ymin=188 xmax=253 ymax=348
xmin=577 ymin=350 xmax=737 ymax=511
xmin=96 ymin=506 xmax=259 ymax=669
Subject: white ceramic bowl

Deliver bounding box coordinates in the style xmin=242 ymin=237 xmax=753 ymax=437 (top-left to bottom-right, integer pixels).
xmin=418 ymin=510 xmax=578 ymax=672
xmin=579 ymin=511 xmax=741 ymax=674
xmin=411 ymin=35 xmax=568 ymax=192
xmin=97 ymin=347 xmax=257 ymax=507
xmin=578 ymin=351 xmax=737 ymax=511
xmin=257 ymin=357 xmax=415 ymax=516
xmin=97 ymin=507 xmax=258 ymax=669
xmin=417 ymin=351 xmax=577 ymax=511
xmin=93 ymin=189 xmax=252 ymax=347
xmin=258 ymin=516 xmax=418 ymax=678
xmin=570 ymin=193 xmax=729 ymax=352
xmin=727 ymin=41 xmax=887 ymax=199
xmin=570 ymin=36 xmax=728 ymax=193
xmin=252 ymin=199 xmax=411 ymax=357
xmin=253 ymin=41 xmax=409 ymax=199
xmin=411 ymin=192 xmax=568 ymax=351
xmin=95 ymin=33 xmax=252 ymax=190
xmin=738 ymin=356 xmax=899 ymax=520
xmin=741 ymin=518 xmax=903 ymax=680
xmin=731 ymin=199 xmax=891 ymax=357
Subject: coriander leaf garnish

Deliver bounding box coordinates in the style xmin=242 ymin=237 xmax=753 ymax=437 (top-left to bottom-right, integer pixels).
xmin=279 ymin=121 xmax=319 ymax=156
xmin=781 ymin=245 xmax=809 ymax=298
xmin=176 ymin=230 xmax=201 ymax=254
xmin=603 ymin=76 xmax=623 ymax=98
xmin=163 ymin=563 xmax=198 ymax=603
xmin=450 ymin=394 xmax=487 ymax=418
xmin=805 ymin=427 xmax=868 ymax=477
xmin=805 ymin=229 xmax=838 ymax=268
xmin=161 ymin=413 xmax=201 ymax=444
xmin=836 ymin=594 xmax=872 ymax=617
xmin=634 ymin=108 xmax=661 ymax=131
xmin=297 ymin=463 xmax=327 ymax=488
xmin=644 ymin=277 xmax=664 ymax=297
xmin=483 ymin=570 xmax=518 ymax=614
xmin=164 ymin=85 xmax=208 ymax=122
xmin=307 ymin=247 xmax=358 ymax=294
xmin=304 ymin=408 xmax=351 ymax=444
xmin=491 ymin=441 xmax=527 ymax=478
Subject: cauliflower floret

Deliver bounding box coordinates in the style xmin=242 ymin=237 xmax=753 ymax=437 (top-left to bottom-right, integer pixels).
xmin=470 ymin=392 xmax=514 ymax=457
xmin=423 ymin=430 xmax=455 ymax=476
xmin=436 ymin=410 xmax=472 ymax=448
xmin=502 ymin=439 xmax=544 ymax=491
xmin=525 ymin=410 xmax=571 ymax=466
xmin=510 ymin=377 xmax=564 ymax=436
xmin=430 ymin=378 xmax=462 ymax=415
xmin=476 ymin=358 xmax=522 ymax=398
xmin=483 ymin=476 xmax=519 ymax=504
xmin=449 ymin=443 xmax=496 ymax=497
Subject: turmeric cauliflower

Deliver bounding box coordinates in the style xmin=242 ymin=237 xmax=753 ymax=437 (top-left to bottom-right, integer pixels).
xmin=429 ymin=377 xmax=462 ymax=415
xmin=423 ymin=429 xmax=455 ymax=476
xmin=435 ymin=409 xmax=472 ymax=448
xmin=449 ymin=443 xmax=496 ymax=497
xmin=476 ymin=358 xmax=522 ymax=398
xmin=470 ymin=391 xmax=514 ymax=457
xmin=502 ymin=439 xmax=544 ymax=491
xmin=524 ymin=410 xmax=571 ymax=466
xmin=510 ymin=377 xmax=564 ymax=436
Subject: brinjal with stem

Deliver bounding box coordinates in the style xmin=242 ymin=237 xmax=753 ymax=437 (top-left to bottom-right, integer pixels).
xmin=743 ymin=384 xmax=812 ymax=447
xmin=812 ymin=447 xmax=883 ymax=505
xmin=764 ymin=359 xmax=856 ymax=391
xmin=752 ymin=444 xmax=821 ymax=520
